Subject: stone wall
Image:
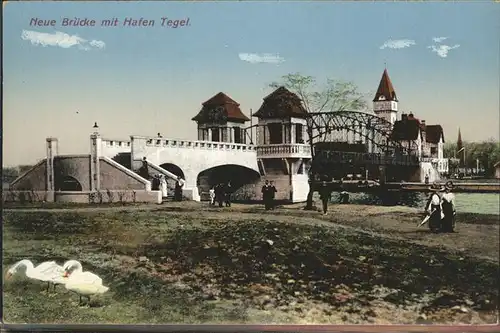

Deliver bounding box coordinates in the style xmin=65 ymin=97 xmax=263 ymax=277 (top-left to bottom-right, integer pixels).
xmin=9 ymin=160 xmax=47 ymax=191
xmin=2 ymin=190 xmax=161 ymax=204
xmin=99 ymin=158 xmax=149 ymax=190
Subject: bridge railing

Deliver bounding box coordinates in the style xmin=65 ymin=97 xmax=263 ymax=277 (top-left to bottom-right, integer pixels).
xmin=142 ymin=137 xmax=256 ymax=152
xmin=257 ymin=144 xmax=312 ymax=158
xmin=315 ymin=151 xmax=420 ymax=166
xmin=102 ymin=139 xmax=132 ymax=148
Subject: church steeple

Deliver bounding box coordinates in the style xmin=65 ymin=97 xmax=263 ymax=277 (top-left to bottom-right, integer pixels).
xmin=373 ymin=69 xmax=398 ymax=102
xmin=373 ymin=69 xmax=398 ymax=125
xmin=457 ymin=127 xmax=463 ymax=150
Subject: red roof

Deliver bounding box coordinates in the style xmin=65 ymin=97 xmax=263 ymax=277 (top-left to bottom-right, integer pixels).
xmin=391 ymin=113 xmax=444 ymax=143
xmin=192 ymin=92 xmax=250 ymax=123
xmin=391 ymin=119 xmax=421 ymax=141
xmin=373 ymin=69 xmax=398 ymax=102
xmin=425 ymin=125 xmax=445 ymax=144
xmin=253 ymin=86 xmax=308 ymax=119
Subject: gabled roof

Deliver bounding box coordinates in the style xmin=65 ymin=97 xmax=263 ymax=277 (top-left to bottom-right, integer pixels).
xmin=373 ymin=69 xmax=398 ymax=102
xmin=425 ymin=125 xmax=445 ymax=144
xmin=390 ymin=118 xmax=421 ymax=141
xmin=391 ymin=113 xmax=445 ymax=143
xmin=192 ymin=92 xmax=250 ymax=123
xmin=253 ymin=86 xmax=308 ymax=119
xmin=202 ymin=92 xmax=239 ymax=106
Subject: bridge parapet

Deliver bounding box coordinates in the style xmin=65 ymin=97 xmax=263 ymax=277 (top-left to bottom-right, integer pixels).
xmin=257 ymin=144 xmax=312 ymax=159
xmin=135 ymin=136 xmax=256 ymax=152
xmin=315 ymin=151 xmax=419 ymax=166
xmin=100 ymin=138 xmax=132 ymax=159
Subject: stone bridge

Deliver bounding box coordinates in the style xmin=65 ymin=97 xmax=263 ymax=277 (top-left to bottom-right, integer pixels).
xmin=98 ymin=135 xmax=260 ymax=201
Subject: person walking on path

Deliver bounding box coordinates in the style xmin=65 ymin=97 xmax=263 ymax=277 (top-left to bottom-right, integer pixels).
xmin=224 ymin=181 xmax=233 ymax=207
xmin=441 ymin=181 xmax=456 ymax=232
xmin=174 ymin=176 xmax=184 ymax=201
xmin=424 ymin=182 xmax=444 ymax=232
xmin=215 ymin=183 xmax=224 ymax=207
xmin=139 ymin=157 xmax=149 ymax=180
xmin=160 ymin=175 xmax=168 ymax=199
xmin=209 ymin=186 xmax=216 ymax=206
xmin=261 ymin=180 xmax=271 ymax=210
xmin=269 ymin=181 xmax=277 ymax=210
xmin=319 ymin=181 xmax=332 ymax=215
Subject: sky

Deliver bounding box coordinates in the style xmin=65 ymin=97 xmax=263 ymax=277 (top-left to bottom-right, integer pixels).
xmin=3 ymin=1 xmax=499 ymax=167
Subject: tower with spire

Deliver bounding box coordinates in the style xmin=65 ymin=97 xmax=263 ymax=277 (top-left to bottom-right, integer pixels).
xmin=373 ymin=69 xmax=398 ymax=125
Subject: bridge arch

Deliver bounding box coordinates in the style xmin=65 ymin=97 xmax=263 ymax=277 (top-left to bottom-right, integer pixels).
xmin=307 ymin=110 xmax=417 ymax=154
xmin=55 ymin=175 xmax=83 ymax=191
xmin=159 ymin=163 xmax=185 ymax=180
xmin=306 ymin=110 xmax=420 ymax=180
xmin=196 ymin=164 xmax=261 ymax=201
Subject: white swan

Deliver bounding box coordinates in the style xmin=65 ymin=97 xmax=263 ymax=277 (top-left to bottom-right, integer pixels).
xmin=6 ymin=259 xmax=69 ymax=292
xmin=63 ymin=261 xmax=109 ymax=305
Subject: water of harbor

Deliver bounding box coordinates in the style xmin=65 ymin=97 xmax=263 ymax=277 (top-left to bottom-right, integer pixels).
xmin=330 ymin=192 xmax=499 ymax=215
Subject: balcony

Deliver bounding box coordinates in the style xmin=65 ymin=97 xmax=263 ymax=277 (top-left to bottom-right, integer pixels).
xmin=257 ymin=144 xmax=312 ymax=159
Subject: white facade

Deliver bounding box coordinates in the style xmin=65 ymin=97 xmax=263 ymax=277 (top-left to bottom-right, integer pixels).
xmin=255 ymin=116 xmax=312 ymax=202
xmin=373 ymin=98 xmax=398 ymax=126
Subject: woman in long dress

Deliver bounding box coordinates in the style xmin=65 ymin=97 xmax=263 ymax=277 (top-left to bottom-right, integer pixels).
xmin=441 ymin=181 xmax=456 ymax=232
xmin=160 ymin=175 xmax=168 ymax=198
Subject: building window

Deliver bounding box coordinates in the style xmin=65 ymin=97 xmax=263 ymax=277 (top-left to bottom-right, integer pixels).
xmin=430 ymin=146 xmax=437 ymax=156
xmin=212 ymin=128 xmax=220 ymax=142
xmin=268 ymin=123 xmax=283 ymax=144
xmin=295 ymin=124 xmax=304 ymax=143
xmin=234 ymin=127 xmax=241 ymax=144
xmin=222 ymin=127 xmax=229 ymax=142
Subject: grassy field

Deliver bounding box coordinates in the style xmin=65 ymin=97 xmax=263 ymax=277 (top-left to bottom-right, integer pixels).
xmin=3 ymin=201 xmax=499 ymax=324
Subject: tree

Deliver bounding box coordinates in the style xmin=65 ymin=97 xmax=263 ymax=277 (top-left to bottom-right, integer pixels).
xmin=444 ymin=139 xmax=500 ymax=177
xmin=268 ymin=73 xmax=368 ymax=210
xmin=3 ymin=166 xmax=19 ymax=183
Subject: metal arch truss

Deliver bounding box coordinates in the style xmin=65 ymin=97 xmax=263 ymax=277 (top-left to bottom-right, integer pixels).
xmin=306 ymin=110 xmax=419 ymax=156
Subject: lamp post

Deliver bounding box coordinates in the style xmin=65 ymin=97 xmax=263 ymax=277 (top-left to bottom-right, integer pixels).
xmin=456 ymin=147 xmax=466 ymax=174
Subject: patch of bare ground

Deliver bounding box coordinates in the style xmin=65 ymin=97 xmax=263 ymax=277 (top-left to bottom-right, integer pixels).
xmin=3 ymin=201 xmax=499 ymax=324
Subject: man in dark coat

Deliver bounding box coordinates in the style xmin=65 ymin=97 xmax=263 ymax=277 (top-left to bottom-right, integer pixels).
xmin=174 ymin=176 xmax=184 ymax=201
xmin=224 ymin=181 xmax=233 ymax=207
xmin=319 ymin=181 xmax=332 ymax=215
xmin=139 ymin=157 xmax=149 ymax=180
xmin=215 ymin=183 xmax=224 ymax=207
xmin=269 ymin=181 xmax=277 ymax=209
xmin=261 ymin=180 xmax=271 ymax=210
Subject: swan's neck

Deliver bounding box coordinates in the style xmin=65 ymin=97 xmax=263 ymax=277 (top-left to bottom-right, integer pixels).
xmin=13 ymin=260 xmax=35 ymax=276
xmin=64 ymin=260 xmax=83 ymax=274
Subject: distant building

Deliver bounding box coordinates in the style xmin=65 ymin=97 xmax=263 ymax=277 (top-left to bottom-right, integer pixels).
xmin=494 ymin=161 xmax=500 ymax=179
xmin=373 ymin=69 xmax=448 ymax=181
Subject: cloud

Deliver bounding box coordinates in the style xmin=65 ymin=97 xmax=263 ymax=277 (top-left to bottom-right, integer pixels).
xmin=379 ymin=39 xmax=416 ymax=49
xmin=432 ymin=36 xmax=448 ymax=43
xmin=21 ymin=30 xmax=105 ymax=51
xmin=427 ymin=44 xmax=460 ymax=58
xmin=238 ymin=53 xmax=285 ymax=64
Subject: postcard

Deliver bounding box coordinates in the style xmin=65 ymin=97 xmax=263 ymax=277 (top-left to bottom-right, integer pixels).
xmin=2 ymin=0 xmax=499 ymax=326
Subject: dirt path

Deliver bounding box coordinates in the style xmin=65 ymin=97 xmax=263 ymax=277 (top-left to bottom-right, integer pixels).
xmin=5 ymin=201 xmax=499 ymax=262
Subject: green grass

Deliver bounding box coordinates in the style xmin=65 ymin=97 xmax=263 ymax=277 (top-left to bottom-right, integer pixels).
xmin=3 ymin=207 xmax=498 ymax=324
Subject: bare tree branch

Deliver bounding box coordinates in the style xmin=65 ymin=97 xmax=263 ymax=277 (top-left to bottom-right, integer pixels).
xmin=266 ymin=72 xmax=369 ymax=210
